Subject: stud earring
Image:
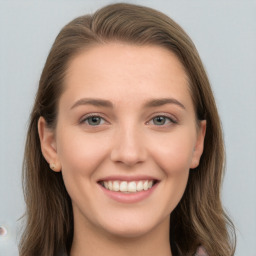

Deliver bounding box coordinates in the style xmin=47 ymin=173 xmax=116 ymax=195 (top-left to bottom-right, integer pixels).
xmin=50 ymin=163 xmax=56 ymax=170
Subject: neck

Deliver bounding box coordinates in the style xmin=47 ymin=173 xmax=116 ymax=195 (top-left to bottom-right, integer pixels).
xmin=70 ymin=215 xmax=172 ymax=256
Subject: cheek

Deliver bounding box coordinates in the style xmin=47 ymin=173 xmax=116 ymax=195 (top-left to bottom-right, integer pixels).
xmin=150 ymin=136 xmax=192 ymax=213
xmin=56 ymin=128 xmax=109 ymax=171
xmin=148 ymin=129 xmax=195 ymax=211
xmin=55 ymin=128 xmax=111 ymax=195
xmin=149 ymin=129 xmax=195 ymax=174
xmin=56 ymin=130 xmax=111 ymax=214
xmin=165 ymin=169 xmax=190 ymax=214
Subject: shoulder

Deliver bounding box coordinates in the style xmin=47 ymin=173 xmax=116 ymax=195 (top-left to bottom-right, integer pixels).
xmin=194 ymin=246 xmax=208 ymax=256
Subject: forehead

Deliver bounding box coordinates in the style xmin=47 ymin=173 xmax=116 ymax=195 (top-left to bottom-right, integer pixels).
xmin=62 ymin=42 xmax=193 ymax=109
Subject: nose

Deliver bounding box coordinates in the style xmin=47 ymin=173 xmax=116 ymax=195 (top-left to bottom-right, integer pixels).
xmin=110 ymin=124 xmax=147 ymax=167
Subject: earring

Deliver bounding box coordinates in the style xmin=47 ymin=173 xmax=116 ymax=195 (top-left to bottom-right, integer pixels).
xmin=50 ymin=163 xmax=56 ymax=170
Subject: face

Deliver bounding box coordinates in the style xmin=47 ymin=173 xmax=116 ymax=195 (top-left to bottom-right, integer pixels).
xmin=39 ymin=42 xmax=206 ymax=239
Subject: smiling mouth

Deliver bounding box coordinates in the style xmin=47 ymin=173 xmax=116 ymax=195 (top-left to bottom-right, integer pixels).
xmin=98 ymin=180 xmax=158 ymax=193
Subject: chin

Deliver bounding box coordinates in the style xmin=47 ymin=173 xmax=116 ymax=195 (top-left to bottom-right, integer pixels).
xmin=102 ymin=224 xmax=155 ymax=239
xmin=96 ymin=212 xmax=169 ymax=239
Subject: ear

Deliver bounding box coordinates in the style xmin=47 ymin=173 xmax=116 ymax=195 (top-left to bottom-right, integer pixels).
xmin=190 ymin=120 xmax=206 ymax=169
xmin=38 ymin=116 xmax=62 ymax=172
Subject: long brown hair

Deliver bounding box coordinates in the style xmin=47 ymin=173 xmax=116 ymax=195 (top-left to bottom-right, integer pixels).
xmin=19 ymin=3 xmax=236 ymax=256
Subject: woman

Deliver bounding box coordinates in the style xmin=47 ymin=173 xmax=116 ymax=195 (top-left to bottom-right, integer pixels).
xmin=19 ymin=3 xmax=236 ymax=256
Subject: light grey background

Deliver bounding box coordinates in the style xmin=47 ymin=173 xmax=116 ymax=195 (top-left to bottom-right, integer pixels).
xmin=0 ymin=0 xmax=255 ymax=255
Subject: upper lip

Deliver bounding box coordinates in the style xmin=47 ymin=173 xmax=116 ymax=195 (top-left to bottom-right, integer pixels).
xmin=97 ymin=175 xmax=159 ymax=182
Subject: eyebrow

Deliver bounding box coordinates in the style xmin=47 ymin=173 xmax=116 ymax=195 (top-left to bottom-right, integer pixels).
xmin=143 ymin=98 xmax=186 ymax=110
xmin=70 ymin=98 xmax=113 ymax=110
xmin=70 ymin=97 xmax=185 ymax=110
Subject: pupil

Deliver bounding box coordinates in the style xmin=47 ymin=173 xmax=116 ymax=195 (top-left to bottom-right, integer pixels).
xmin=154 ymin=116 xmax=165 ymax=125
xmin=89 ymin=117 xmax=100 ymax=125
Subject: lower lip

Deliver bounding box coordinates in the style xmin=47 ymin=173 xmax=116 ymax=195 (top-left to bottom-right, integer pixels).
xmin=98 ymin=183 xmax=158 ymax=204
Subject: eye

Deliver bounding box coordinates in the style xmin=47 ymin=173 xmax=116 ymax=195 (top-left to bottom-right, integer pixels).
xmin=152 ymin=116 xmax=169 ymax=125
xmin=149 ymin=115 xmax=177 ymax=126
xmin=81 ymin=115 xmax=106 ymax=126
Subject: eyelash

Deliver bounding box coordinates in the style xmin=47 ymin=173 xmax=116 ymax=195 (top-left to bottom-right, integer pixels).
xmin=146 ymin=114 xmax=177 ymax=127
xmin=80 ymin=113 xmax=177 ymax=127
xmin=80 ymin=113 xmax=107 ymax=126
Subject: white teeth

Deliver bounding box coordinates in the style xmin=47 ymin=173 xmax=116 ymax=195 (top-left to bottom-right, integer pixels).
xmin=137 ymin=181 xmax=144 ymax=191
xmin=143 ymin=180 xmax=148 ymax=190
xmin=103 ymin=181 xmax=109 ymax=189
xmin=127 ymin=181 xmax=137 ymax=192
xmin=113 ymin=181 xmax=119 ymax=191
xmin=119 ymin=181 xmax=128 ymax=192
xmin=108 ymin=181 xmax=113 ymax=190
xmin=102 ymin=180 xmax=155 ymax=193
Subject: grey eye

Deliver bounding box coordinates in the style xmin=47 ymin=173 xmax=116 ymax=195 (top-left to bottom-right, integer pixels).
xmin=86 ymin=116 xmax=103 ymax=126
xmin=152 ymin=116 xmax=168 ymax=125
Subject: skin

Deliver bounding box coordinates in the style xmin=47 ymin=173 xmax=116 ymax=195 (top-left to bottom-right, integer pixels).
xmin=38 ymin=42 xmax=206 ymax=256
